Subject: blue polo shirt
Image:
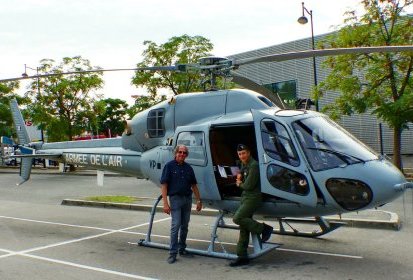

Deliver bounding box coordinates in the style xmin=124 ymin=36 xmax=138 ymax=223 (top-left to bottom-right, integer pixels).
xmin=160 ymin=159 xmax=197 ymax=196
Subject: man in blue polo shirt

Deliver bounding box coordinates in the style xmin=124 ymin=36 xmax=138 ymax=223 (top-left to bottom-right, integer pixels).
xmin=161 ymin=144 xmax=202 ymax=264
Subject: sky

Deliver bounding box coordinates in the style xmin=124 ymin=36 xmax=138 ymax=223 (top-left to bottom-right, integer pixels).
xmin=1 ymin=0 xmax=404 ymax=105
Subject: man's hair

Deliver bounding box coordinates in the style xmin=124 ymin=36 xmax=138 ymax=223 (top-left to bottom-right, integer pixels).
xmin=174 ymin=144 xmax=189 ymax=155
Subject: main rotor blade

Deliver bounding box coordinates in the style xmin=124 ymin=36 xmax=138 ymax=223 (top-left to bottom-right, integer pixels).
xmin=234 ymin=45 xmax=413 ymax=66
xmin=0 ymin=66 xmax=178 ymax=83
xmin=231 ymin=72 xmax=286 ymax=109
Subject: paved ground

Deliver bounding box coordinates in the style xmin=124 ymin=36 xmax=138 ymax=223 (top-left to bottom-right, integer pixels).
xmin=0 ymin=172 xmax=412 ymax=280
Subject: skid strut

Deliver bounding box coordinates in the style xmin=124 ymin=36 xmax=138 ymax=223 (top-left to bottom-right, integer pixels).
xmin=136 ymin=196 xmax=279 ymax=260
xmin=219 ymin=216 xmax=345 ymax=238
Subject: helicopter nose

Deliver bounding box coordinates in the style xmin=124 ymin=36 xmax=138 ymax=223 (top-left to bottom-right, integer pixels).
xmin=394 ymin=182 xmax=413 ymax=191
xmin=366 ymin=159 xmax=409 ymax=207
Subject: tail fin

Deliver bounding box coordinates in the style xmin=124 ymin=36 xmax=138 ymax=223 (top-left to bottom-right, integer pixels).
xmin=9 ymin=99 xmax=32 ymax=185
xmin=10 ymin=99 xmax=31 ymax=145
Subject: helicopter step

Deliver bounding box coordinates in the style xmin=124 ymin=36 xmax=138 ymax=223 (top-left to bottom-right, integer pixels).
xmin=134 ymin=195 xmax=280 ymax=260
xmin=218 ymin=216 xmax=346 ymax=238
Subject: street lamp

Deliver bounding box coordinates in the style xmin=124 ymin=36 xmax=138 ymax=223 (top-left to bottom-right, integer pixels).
xmin=22 ymin=64 xmax=41 ymax=96
xmin=298 ymin=2 xmax=319 ymax=111
xmin=22 ymin=64 xmax=45 ymax=142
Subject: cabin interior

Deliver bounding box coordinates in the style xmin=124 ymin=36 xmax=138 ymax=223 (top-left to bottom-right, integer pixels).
xmin=209 ymin=124 xmax=258 ymax=199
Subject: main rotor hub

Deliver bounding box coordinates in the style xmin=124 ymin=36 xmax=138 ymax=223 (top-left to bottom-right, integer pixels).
xmin=198 ymin=56 xmax=229 ymax=66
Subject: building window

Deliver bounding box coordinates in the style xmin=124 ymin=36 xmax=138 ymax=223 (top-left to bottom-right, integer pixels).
xmin=264 ymin=80 xmax=297 ymax=109
xmin=147 ymin=109 xmax=165 ymax=138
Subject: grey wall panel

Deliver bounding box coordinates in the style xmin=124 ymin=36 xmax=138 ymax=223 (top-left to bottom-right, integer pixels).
xmin=230 ymin=33 xmax=413 ymax=155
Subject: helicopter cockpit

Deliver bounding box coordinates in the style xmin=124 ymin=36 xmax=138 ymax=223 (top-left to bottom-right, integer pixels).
xmin=292 ymin=116 xmax=378 ymax=172
xmin=208 ymin=108 xmax=407 ymax=216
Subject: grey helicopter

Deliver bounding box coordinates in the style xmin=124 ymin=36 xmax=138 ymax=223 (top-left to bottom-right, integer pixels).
xmin=1 ymin=45 xmax=413 ymax=260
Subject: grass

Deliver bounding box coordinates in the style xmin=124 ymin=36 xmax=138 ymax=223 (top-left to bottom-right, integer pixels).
xmin=84 ymin=195 xmax=137 ymax=204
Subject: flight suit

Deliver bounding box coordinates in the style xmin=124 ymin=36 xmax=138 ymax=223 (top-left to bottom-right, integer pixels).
xmin=232 ymin=157 xmax=264 ymax=257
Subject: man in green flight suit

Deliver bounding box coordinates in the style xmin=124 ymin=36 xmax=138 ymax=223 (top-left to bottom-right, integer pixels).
xmin=229 ymin=144 xmax=273 ymax=267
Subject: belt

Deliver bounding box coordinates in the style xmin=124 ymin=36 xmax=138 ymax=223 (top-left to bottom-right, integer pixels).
xmin=169 ymin=193 xmax=191 ymax=197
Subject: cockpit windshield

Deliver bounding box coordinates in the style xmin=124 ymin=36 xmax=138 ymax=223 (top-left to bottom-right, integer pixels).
xmin=292 ymin=116 xmax=378 ymax=171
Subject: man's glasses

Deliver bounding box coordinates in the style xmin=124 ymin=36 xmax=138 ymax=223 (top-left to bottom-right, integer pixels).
xmin=177 ymin=151 xmax=188 ymax=155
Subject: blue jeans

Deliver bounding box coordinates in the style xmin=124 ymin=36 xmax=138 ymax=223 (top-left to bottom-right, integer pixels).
xmin=169 ymin=194 xmax=192 ymax=255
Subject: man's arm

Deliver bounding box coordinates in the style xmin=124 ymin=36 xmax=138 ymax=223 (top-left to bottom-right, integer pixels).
xmin=161 ymin=183 xmax=171 ymax=215
xmin=191 ymin=184 xmax=202 ymax=211
xmin=239 ymin=162 xmax=259 ymax=191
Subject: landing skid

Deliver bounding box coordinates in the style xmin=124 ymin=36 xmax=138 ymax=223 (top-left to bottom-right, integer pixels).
xmin=219 ymin=216 xmax=345 ymax=238
xmin=135 ymin=195 xmax=280 ymax=260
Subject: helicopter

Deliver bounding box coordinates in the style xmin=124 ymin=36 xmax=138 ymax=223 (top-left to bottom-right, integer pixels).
xmin=1 ymin=45 xmax=413 ymax=260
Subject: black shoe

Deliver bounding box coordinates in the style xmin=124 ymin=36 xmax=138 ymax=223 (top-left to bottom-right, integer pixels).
xmin=229 ymin=257 xmax=250 ymax=267
xmin=167 ymin=254 xmax=177 ymax=264
xmin=179 ymin=249 xmax=194 ymax=257
xmin=261 ymin=223 xmax=273 ymax=243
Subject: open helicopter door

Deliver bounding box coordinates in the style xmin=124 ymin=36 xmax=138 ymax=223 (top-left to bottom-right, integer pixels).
xmin=252 ymin=109 xmax=318 ymax=207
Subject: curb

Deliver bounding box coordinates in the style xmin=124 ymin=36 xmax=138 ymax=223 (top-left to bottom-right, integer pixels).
xmin=61 ymin=199 xmax=218 ymax=217
xmin=61 ymin=199 xmax=401 ymax=230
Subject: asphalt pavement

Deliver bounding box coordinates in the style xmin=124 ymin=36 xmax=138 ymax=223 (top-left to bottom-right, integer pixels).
xmin=0 ymin=165 xmax=410 ymax=230
xmin=0 ymin=172 xmax=412 ymax=280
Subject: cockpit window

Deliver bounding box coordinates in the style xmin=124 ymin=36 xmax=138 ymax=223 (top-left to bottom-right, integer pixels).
xmin=147 ymin=109 xmax=165 ymax=138
xmin=292 ymin=117 xmax=378 ymax=171
xmin=260 ymin=119 xmax=300 ymax=166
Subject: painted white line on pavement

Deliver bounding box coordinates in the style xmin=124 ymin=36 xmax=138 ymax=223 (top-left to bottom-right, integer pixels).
xmin=21 ymin=253 xmax=159 ymax=280
xmin=0 ymin=218 xmax=170 ymax=279
xmin=0 ymin=247 xmax=157 ymax=279
xmin=277 ymin=248 xmax=363 ymax=259
xmin=0 ymin=217 xmax=170 ymax=259
xmin=0 ymin=215 xmax=114 ymax=232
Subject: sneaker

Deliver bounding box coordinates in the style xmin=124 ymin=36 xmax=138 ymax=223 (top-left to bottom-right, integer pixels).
xmin=167 ymin=254 xmax=177 ymax=264
xmin=179 ymin=249 xmax=194 ymax=257
xmin=261 ymin=223 xmax=273 ymax=242
xmin=229 ymin=257 xmax=250 ymax=267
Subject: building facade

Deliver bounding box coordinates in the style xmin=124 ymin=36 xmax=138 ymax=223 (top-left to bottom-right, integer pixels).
xmin=230 ymin=35 xmax=413 ymax=155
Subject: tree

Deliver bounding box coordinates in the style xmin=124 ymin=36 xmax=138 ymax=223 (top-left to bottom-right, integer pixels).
xmin=93 ymin=98 xmax=129 ymax=137
xmin=316 ymin=0 xmax=413 ymax=169
xmin=25 ymin=56 xmax=104 ymax=142
xmin=126 ymin=95 xmax=167 ymax=118
xmin=0 ymin=81 xmax=28 ymax=137
xmin=131 ymin=34 xmax=216 ymax=110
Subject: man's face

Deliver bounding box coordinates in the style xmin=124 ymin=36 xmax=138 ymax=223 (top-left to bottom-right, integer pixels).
xmin=237 ymin=150 xmax=250 ymax=164
xmin=175 ymin=147 xmax=188 ymax=163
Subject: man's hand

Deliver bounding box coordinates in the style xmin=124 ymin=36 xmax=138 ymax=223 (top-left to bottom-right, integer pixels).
xmin=196 ymin=200 xmax=202 ymax=212
xmin=163 ymin=203 xmax=171 ymax=215
xmin=236 ymin=173 xmax=242 ymax=187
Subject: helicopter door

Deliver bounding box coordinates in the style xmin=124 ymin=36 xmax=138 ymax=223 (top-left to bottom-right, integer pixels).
xmin=252 ymin=110 xmax=317 ymax=207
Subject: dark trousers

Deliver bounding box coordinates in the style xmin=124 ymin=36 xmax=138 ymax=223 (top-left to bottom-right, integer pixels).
xmin=232 ymin=196 xmax=263 ymax=257
xmin=169 ymin=195 xmax=192 ymax=255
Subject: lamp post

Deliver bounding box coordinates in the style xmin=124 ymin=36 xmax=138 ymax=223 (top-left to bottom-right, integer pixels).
xmin=22 ymin=64 xmax=47 ymax=167
xmin=298 ymin=2 xmax=319 ymax=111
xmin=22 ymin=64 xmax=45 ymax=143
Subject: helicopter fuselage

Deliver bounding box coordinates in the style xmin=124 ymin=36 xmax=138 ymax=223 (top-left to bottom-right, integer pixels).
xmin=30 ymin=89 xmax=409 ymax=218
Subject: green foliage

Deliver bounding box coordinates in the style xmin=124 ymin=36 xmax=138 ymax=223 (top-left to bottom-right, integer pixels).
xmin=93 ymin=98 xmax=129 ymax=137
xmin=317 ymin=0 xmax=413 ymax=168
xmin=132 ymin=35 xmax=216 ymax=102
xmin=25 ymin=56 xmax=104 ymax=142
xmin=126 ymin=95 xmax=167 ymax=118
xmin=0 ymin=81 xmax=29 ymax=137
